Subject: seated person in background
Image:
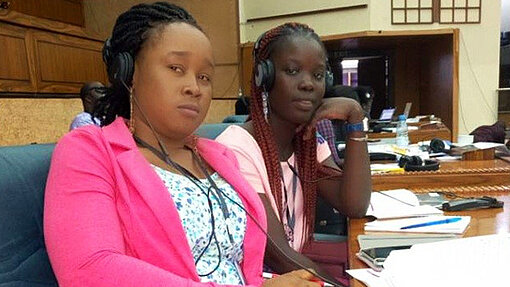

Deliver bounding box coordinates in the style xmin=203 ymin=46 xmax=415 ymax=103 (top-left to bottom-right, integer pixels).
xmin=216 ymin=22 xmax=371 ymax=284
xmin=69 ymin=81 xmax=105 ymax=130
xmin=317 ymin=85 xmax=365 ymax=165
xmin=235 ymin=94 xmax=251 ymax=115
xmin=353 ymin=86 xmax=374 ymax=119
xmin=45 ymin=3 xmax=316 ymax=287
xmin=471 ymin=121 xmax=506 ymax=143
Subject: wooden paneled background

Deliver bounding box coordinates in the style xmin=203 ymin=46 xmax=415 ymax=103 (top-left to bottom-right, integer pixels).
xmin=0 ymin=0 xmax=239 ymax=145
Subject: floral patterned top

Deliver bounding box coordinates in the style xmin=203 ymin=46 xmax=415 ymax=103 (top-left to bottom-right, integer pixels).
xmin=152 ymin=165 xmax=247 ymax=285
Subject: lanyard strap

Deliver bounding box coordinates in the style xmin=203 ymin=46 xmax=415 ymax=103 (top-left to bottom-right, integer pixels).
xmin=279 ymin=160 xmax=298 ymax=232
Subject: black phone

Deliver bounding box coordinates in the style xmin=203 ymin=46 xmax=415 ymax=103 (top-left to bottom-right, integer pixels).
xmin=357 ymin=245 xmax=412 ymax=271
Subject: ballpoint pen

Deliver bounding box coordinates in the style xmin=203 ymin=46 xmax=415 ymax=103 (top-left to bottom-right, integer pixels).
xmin=400 ymin=217 xmax=462 ymax=230
xmin=262 ymin=272 xmax=334 ymax=287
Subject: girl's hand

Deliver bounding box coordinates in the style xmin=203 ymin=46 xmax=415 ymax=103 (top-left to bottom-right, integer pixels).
xmin=299 ymin=97 xmax=365 ymax=140
xmin=262 ymin=270 xmax=321 ymax=287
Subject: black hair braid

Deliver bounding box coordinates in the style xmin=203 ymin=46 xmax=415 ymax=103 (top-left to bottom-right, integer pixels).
xmin=251 ymin=22 xmax=328 ymax=247
xmin=94 ymin=2 xmax=201 ymax=126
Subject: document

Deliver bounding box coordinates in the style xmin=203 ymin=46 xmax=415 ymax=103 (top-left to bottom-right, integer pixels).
xmin=364 ymin=215 xmax=471 ymax=234
xmin=366 ymin=189 xmax=443 ymax=219
xmin=349 ymin=233 xmax=510 ymax=287
xmin=383 ymin=233 xmax=510 ymax=287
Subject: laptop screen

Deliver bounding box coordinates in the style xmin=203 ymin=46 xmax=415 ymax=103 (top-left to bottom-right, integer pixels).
xmin=403 ymin=102 xmax=412 ymax=118
xmin=379 ymin=108 xmax=395 ymax=121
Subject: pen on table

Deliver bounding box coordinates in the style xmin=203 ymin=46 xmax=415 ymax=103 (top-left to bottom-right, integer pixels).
xmin=400 ymin=217 xmax=462 ymax=230
xmin=262 ymin=272 xmax=334 ymax=287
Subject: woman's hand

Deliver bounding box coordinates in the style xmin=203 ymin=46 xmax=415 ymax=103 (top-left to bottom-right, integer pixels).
xmin=300 ymin=97 xmax=365 ymax=139
xmin=262 ymin=270 xmax=321 ymax=287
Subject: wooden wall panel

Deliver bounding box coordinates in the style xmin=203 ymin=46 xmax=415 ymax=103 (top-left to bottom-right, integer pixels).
xmin=213 ymin=65 xmax=239 ymax=99
xmin=394 ymin=43 xmax=421 ymax=116
xmin=9 ymin=0 xmax=84 ymax=27
xmin=204 ymin=99 xmax=236 ymax=124
xmin=32 ymin=30 xmax=108 ymax=93
xmin=418 ymin=34 xmax=454 ymax=133
xmin=0 ymin=23 xmax=35 ymax=92
xmin=240 ymin=43 xmax=254 ymax=96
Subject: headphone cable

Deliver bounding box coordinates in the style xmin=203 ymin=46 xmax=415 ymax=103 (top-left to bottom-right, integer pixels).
xmin=124 ymin=80 xmax=343 ymax=287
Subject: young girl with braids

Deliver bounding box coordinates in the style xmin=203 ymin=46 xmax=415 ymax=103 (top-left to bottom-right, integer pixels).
xmin=216 ymin=23 xmax=372 ymax=282
xmin=44 ymin=3 xmax=321 ymax=287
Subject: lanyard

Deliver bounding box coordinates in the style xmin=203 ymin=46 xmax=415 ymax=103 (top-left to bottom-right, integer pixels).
xmin=279 ymin=159 xmax=298 ymax=233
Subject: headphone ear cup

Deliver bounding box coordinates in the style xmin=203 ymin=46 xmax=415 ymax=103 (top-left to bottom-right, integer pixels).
xmin=398 ymin=155 xmax=410 ymax=168
xmin=102 ymin=38 xmax=112 ymax=66
xmin=429 ymin=138 xmax=446 ymax=153
xmin=404 ymin=159 xmax=439 ymax=172
xmin=254 ymin=59 xmax=274 ymax=91
xmin=410 ymin=156 xmax=423 ymax=166
xmin=108 ymin=52 xmax=134 ymax=86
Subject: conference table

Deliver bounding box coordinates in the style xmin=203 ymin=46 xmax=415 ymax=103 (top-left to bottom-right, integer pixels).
xmin=368 ymin=124 xmax=451 ymax=144
xmin=348 ymin=158 xmax=510 ymax=287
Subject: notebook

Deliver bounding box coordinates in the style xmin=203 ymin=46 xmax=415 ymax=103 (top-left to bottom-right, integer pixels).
xmin=364 ymin=215 xmax=471 ymax=234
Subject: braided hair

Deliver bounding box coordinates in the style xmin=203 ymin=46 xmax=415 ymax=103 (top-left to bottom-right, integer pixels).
xmin=95 ymin=2 xmax=202 ymax=126
xmin=251 ymin=23 xmax=338 ymax=247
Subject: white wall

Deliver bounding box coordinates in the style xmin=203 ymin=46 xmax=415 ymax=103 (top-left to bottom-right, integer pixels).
xmin=239 ymin=0 xmax=370 ymax=43
xmin=502 ymin=0 xmax=510 ymax=32
xmin=369 ymin=1 xmax=501 ymax=135
xmin=239 ymin=0 xmax=502 ymax=135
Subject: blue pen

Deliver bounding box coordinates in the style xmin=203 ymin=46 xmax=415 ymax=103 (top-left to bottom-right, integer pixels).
xmin=400 ymin=217 xmax=462 ymax=230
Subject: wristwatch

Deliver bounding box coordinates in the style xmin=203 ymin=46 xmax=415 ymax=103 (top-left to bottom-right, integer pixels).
xmin=345 ymin=118 xmax=368 ymax=133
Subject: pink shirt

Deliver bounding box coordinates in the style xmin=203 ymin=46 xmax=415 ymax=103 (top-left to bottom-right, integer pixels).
xmin=44 ymin=118 xmax=267 ymax=287
xmin=216 ymin=125 xmax=331 ymax=251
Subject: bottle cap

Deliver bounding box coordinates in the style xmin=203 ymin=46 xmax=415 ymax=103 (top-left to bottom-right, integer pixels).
xmin=398 ymin=114 xmax=406 ymax=121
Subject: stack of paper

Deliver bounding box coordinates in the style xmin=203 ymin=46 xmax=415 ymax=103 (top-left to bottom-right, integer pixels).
xmin=366 ymin=189 xmax=443 ymax=219
xmin=348 ymin=233 xmax=510 ymax=287
xmin=357 ymin=233 xmax=458 ymax=249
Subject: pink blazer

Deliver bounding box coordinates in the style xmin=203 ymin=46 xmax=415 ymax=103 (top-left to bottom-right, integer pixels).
xmin=44 ymin=118 xmax=267 ymax=287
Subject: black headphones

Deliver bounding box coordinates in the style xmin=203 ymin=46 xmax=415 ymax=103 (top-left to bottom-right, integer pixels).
xmin=398 ymin=155 xmax=440 ymax=172
xmin=102 ymin=38 xmax=134 ymax=87
xmin=422 ymin=138 xmax=447 ymax=154
xmin=252 ymin=32 xmax=334 ymax=91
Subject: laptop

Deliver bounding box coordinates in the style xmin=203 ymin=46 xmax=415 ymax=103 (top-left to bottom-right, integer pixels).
xmin=403 ymin=102 xmax=412 ymax=118
xmin=376 ymin=108 xmax=395 ymax=123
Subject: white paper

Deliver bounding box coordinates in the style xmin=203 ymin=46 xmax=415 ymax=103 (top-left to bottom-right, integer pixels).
xmin=381 ymin=234 xmax=510 ymax=287
xmin=346 ymin=269 xmax=391 ymax=287
xmin=366 ymin=189 xmax=443 ymax=219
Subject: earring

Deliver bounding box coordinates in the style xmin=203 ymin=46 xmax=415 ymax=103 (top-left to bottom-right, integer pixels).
xmin=262 ymin=91 xmax=269 ymax=122
xmin=129 ymin=88 xmax=135 ymax=134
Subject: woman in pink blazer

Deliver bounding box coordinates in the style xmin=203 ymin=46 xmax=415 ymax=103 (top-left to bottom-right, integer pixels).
xmin=44 ymin=2 xmax=320 ymax=287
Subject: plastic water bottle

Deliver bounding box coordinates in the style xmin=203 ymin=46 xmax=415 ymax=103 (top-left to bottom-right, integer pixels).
xmin=396 ymin=114 xmax=409 ymax=147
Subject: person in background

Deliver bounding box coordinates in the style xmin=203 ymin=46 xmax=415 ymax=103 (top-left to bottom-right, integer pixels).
xmin=317 ymin=85 xmax=367 ymax=166
xmin=216 ymin=22 xmax=371 ymax=284
xmin=69 ymin=81 xmax=105 ymax=130
xmin=45 ymin=3 xmax=319 ymax=287
xmin=353 ymin=86 xmax=374 ymax=119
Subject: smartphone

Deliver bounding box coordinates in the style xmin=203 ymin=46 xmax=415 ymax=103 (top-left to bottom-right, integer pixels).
xmin=356 ymin=245 xmax=412 ymax=271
